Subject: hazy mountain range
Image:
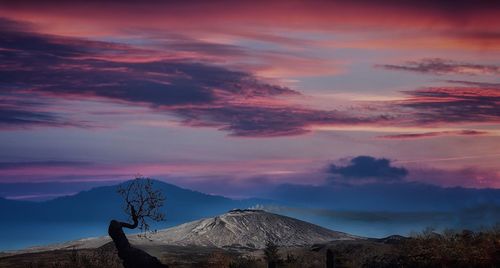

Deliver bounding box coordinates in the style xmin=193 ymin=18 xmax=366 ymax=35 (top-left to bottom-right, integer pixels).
xmin=2 ymin=179 xmax=500 ymax=250
xmin=0 ymin=180 xmax=269 ymax=250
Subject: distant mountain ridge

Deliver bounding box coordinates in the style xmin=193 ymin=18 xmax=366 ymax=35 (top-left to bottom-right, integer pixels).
xmin=0 ymin=180 xmax=269 ymax=223
xmin=3 ymin=179 xmax=500 ymax=250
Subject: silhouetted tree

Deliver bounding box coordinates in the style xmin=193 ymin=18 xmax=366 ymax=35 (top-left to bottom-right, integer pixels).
xmin=108 ymin=177 xmax=168 ymax=268
xmin=326 ymin=249 xmax=334 ymax=268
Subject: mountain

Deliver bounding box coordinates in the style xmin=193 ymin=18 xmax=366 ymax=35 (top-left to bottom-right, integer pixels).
xmin=138 ymin=209 xmax=359 ymax=248
xmin=5 ymin=179 xmax=500 ymax=251
xmin=0 ymin=180 xmax=273 ymax=250
xmin=0 ymin=180 xmax=267 ymax=223
xmin=13 ymin=209 xmax=359 ymax=253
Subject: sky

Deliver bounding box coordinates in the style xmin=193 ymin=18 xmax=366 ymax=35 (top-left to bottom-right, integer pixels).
xmin=0 ymin=0 xmax=499 ymax=199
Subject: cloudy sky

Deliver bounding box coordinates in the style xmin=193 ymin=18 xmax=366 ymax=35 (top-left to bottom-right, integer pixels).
xmin=0 ymin=0 xmax=499 ymax=197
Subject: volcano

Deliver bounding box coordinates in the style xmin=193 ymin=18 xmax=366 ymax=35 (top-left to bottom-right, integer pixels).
xmin=138 ymin=209 xmax=359 ymax=249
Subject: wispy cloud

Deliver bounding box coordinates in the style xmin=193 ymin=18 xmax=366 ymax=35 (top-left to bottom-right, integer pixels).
xmin=1 ymin=17 xmax=499 ymax=137
xmin=0 ymin=161 xmax=91 ymax=170
xmin=378 ymin=130 xmax=488 ymax=139
xmin=0 ymin=108 xmax=65 ymax=128
xmin=176 ymin=106 xmax=380 ymax=137
xmin=398 ymin=86 xmax=500 ymax=124
xmin=0 ymin=19 xmax=387 ymax=136
xmin=376 ymin=58 xmax=500 ymax=75
xmin=445 ymin=80 xmax=500 ymax=88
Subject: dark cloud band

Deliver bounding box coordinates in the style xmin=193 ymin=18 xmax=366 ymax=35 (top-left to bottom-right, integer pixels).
xmin=376 ymin=58 xmax=500 ymax=75
xmin=378 ymin=130 xmax=488 ymax=139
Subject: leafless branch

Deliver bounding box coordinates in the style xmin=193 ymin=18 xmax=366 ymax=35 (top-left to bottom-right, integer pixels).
xmin=117 ymin=176 xmax=165 ymax=235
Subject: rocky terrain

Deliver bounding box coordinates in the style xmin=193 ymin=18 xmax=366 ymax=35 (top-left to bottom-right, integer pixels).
xmin=144 ymin=209 xmax=359 ymax=248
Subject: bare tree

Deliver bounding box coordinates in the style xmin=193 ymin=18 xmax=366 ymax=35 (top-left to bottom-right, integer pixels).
xmin=117 ymin=177 xmax=165 ymax=235
xmin=108 ymin=177 xmax=168 ymax=268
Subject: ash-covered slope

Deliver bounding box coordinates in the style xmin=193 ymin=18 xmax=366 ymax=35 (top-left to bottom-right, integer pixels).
xmin=139 ymin=209 xmax=358 ymax=248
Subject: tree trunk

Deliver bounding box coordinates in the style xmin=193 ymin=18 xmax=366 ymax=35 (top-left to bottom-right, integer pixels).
xmin=326 ymin=249 xmax=334 ymax=268
xmin=108 ymin=207 xmax=168 ymax=268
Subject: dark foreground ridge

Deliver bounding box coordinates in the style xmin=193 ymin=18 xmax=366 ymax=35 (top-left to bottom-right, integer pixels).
xmin=2 ymin=227 xmax=500 ymax=267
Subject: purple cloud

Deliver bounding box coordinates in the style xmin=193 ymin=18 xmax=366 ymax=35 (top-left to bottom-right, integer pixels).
xmin=376 ymin=58 xmax=500 ymax=75
xmin=445 ymin=80 xmax=500 ymax=88
xmin=0 ymin=18 xmax=385 ymax=137
xmin=398 ymin=86 xmax=500 ymax=124
xmin=327 ymin=156 xmax=408 ymax=183
xmin=0 ymin=161 xmax=91 ymax=170
xmin=378 ymin=130 xmax=488 ymax=139
xmin=177 ymin=106 xmax=378 ymax=137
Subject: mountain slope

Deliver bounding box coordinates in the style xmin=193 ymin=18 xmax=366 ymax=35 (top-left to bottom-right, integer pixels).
xmin=134 ymin=209 xmax=358 ymax=248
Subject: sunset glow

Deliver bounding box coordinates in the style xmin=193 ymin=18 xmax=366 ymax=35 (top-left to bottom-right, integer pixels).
xmin=0 ymin=0 xmax=499 ymax=196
